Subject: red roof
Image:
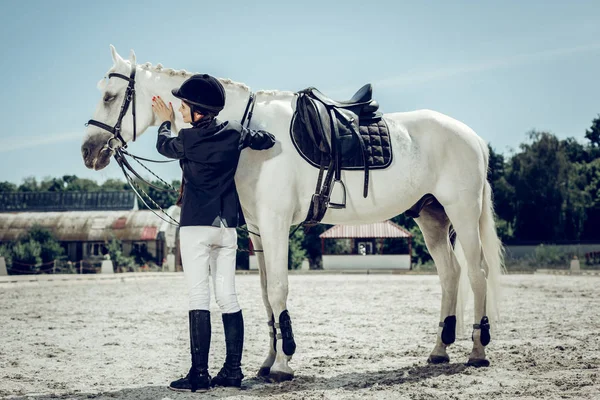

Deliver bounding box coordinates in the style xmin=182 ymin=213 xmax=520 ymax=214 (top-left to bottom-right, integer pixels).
xmin=141 ymin=226 xmax=158 ymax=240
xmin=319 ymin=220 xmax=412 ymax=239
xmin=112 ymin=217 xmax=127 ymax=229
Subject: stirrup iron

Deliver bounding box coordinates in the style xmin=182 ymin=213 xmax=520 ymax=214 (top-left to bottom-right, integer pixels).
xmin=328 ymin=179 xmax=347 ymax=209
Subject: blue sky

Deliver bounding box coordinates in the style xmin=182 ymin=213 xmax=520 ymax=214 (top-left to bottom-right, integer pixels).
xmin=0 ymin=0 xmax=599 ymax=185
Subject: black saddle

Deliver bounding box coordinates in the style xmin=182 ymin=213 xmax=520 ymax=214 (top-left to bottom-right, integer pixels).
xmin=291 ymin=84 xmax=392 ymax=227
xmin=309 ymin=84 xmax=379 ymax=111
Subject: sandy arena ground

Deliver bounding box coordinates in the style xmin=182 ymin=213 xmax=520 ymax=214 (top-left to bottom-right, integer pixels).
xmin=1 ymin=272 xmax=599 ymax=400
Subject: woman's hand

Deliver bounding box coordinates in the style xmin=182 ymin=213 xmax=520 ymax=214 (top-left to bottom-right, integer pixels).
xmin=152 ymin=96 xmax=174 ymax=124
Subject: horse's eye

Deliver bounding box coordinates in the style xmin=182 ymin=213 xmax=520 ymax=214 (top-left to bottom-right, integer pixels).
xmin=103 ymin=94 xmax=116 ymax=103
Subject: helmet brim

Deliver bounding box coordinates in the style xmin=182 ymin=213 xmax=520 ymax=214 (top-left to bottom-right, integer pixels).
xmin=171 ymin=88 xmax=222 ymax=113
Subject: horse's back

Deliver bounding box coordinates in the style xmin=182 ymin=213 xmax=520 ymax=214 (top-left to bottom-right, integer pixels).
xmin=385 ymin=109 xmax=485 ymax=147
xmin=384 ymin=109 xmax=489 ymax=204
xmin=385 ymin=109 xmax=487 ymax=161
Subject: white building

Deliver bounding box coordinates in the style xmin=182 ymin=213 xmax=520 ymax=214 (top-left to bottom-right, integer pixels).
xmin=319 ymin=221 xmax=413 ymax=270
xmin=0 ymin=191 xmax=181 ymax=273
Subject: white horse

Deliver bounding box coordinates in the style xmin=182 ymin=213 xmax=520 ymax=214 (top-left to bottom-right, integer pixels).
xmin=82 ymin=46 xmax=503 ymax=381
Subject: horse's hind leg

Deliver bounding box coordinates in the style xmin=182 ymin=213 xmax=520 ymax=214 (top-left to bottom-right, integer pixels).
xmin=443 ymin=200 xmax=490 ymax=367
xmin=414 ymin=200 xmax=461 ymax=364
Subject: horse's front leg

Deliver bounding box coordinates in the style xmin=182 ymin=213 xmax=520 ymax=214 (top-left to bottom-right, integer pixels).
xmin=259 ymin=218 xmax=296 ymax=382
xmin=247 ymin=224 xmax=277 ymax=378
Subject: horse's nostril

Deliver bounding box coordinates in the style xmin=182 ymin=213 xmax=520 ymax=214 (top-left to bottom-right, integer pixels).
xmin=82 ymin=147 xmax=90 ymax=158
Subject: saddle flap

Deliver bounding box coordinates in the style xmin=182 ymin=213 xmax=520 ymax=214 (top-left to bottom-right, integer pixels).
xmin=297 ymin=94 xmax=332 ymax=153
xmin=332 ymin=108 xmax=360 ymax=159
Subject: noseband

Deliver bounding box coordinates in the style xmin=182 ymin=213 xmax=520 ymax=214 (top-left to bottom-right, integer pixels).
xmin=84 ymin=63 xmax=182 ymax=225
xmin=87 ymin=64 xmax=137 ymax=148
xmin=82 ymin=72 xmax=266 ymax=237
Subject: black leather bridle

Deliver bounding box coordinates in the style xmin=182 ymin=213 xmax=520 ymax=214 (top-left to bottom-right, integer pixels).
xmin=85 ymin=63 xmax=183 ymax=225
xmin=86 ymin=64 xmax=138 ymax=148
xmin=83 ymin=70 xmax=274 ymax=238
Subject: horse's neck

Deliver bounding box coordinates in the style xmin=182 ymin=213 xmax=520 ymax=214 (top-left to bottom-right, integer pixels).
xmin=251 ymin=91 xmax=296 ymax=135
xmin=140 ymin=69 xmax=187 ymax=97
xmin=137 ymin=68 xmax=251 ymax=127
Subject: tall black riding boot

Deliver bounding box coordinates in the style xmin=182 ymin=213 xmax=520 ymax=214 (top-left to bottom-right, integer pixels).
xmin=169 ymin=310 xmax=211 ymax=392
xmin=211 ymin=310 xmax=244 ymax=388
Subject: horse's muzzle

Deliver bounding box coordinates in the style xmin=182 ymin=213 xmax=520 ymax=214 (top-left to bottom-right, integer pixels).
xmin=92 ymin=147 xmax=113 ymax=170
xmin=81 ymin=134 xmax=114 ymax=170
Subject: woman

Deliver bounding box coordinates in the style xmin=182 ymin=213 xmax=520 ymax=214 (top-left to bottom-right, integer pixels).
xmin=152 ymin=74 xmax=275 ymax=392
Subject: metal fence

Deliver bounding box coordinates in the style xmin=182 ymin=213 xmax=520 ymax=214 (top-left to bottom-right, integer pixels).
xmin=7 ymin=259 xmax=103 ymax=275
xmin=0 ymin=191 xmax=136 ymax=212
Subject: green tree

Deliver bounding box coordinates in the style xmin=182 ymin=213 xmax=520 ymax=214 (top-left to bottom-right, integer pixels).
xmin=488 ymin=144 xmax=505 ymax=183
xmin=487 ymin=145 xmax=515 ymax=241
xmin=22 ymin=175 xmax=103 ymax=192
xmin=2 ymin=226 xmax=65 ymax=274
xmin=18 ymin=177 xmax=39 ymax=192
xmin=585 ymin=114 xmax=600 ymax=149
xmin=133 ymin=179 xmax=180 ymax=210
xmin=100 ymin=179 xmax=129 ymax=191
xmin=561 ymin=137 xmax=589 ymax=164
xmin=0 ymin=181 xmax=18 ymax=192
xmin=563 ymin=160 xmax=590 ymax=240
xmin=408 ymin=225 xmax=431 ymax=265
xmin=40 ymin=177 xmax=65 ymax=192
xmin=301 ymin=224 xmax=329 ymax=269
xmin=20 ymin=225 xmax=65 ymax=265
xmin=63 ymin=176 xmax=100 ymax=192
xmin=0 ymin=244 xmax=13 ymax=268
xmin=236 ymin=227 xmax=250 ymax=270
xmin=507 ymin=131 xmax=570 ymax=241
xmin=388 ymin=214 xmax=432 ymax=264
xmin=579 ymin=116 xmax=600 ymax=239
xmin=288 ymin=228 xmax=306 ymax=270
xmin=10 ymin=240 xmax=42 ymax=274
xmin=579 ymin=158 xmax=600 ymax=239
xmin=107 ymin=238 xmax=135 ymax=272
xmin=130 ymin=243 xmax=154 ymax=266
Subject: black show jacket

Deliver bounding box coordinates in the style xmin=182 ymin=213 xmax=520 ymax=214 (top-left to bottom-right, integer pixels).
xmin=156 ymin=119 xmax=275 ymax=227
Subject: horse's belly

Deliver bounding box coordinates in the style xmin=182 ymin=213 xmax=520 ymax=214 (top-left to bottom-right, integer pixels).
xmin=318 ymin=165 xmax=427 ymax=225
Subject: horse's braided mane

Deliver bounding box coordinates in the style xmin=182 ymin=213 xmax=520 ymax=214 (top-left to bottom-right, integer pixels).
xmin=138 ymin=61 xmax=250 ymax=92
xmin=138 ymin=61 xmax=295 ymax=97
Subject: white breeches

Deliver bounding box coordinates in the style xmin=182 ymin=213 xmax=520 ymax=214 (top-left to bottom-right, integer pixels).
xmin=179 ymin=225 xmax=240 ymax=314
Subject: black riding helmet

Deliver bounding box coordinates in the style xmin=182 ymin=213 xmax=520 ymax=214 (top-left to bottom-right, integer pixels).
xmin=172 ymin=74 xmax=226 ymax=117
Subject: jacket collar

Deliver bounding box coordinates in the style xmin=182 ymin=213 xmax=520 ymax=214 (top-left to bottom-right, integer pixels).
xmin=191 ymin=116 xmax=216 ymax=129
xmin=186 ymin=118 xmax=228 ymax=139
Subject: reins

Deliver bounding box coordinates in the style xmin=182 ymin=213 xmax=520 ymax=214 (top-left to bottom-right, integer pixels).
xmin=87 ymin=66 xmax=303 ymax=253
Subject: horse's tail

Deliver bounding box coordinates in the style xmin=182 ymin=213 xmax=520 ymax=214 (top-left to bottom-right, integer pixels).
xmin=479 ymin=179 xmax=505 ymax=325
xmin=454 ymin=179 xmax=504 ymax=333
xmin=454 ymin=236 xmax=469 ymax=335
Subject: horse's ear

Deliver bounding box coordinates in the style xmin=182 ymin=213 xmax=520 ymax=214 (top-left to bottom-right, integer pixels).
xmin=97 ymin=78 xmax=107 ymax=90
xmin=128 ymin=49 xmax=136 ymax=66
xmin=110 ymin=44 xmax=124 ymax=64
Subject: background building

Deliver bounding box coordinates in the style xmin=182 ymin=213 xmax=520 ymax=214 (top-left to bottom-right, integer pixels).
xmin=319 ymin=220 xmax=413 ymax=270
xmin=0 ymin=192 xmax=180 ymax=271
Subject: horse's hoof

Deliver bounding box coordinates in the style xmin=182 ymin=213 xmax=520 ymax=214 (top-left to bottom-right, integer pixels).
xmin=466 ymin=358 xmax=490 ymax=368
xmin=256 ymin=367 xmax=271 ymax=378
xmin=268 ymin=370 xmax=294 ymax=382
xmin=427 ymin=355 xmax=450 ymax=364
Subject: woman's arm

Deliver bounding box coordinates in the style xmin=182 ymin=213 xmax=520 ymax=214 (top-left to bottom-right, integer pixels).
xmin=156 ymin=121 xmax=185 ymax=159
xmin=239 ymin=127 xmax=276 ymax=150
xmin=153 ymin=97 xmax=184 ymax=159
